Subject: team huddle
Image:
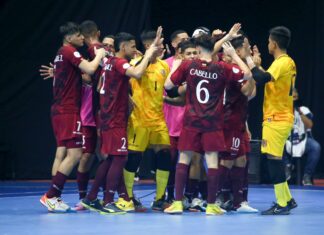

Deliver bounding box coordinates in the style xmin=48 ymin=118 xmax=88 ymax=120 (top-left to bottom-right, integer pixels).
xmin=39 ymin=20 xmax=297 ymax=216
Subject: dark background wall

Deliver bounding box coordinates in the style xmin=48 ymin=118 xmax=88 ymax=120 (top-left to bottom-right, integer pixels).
xmin=0 ymin=0 xmax=323 ymax=179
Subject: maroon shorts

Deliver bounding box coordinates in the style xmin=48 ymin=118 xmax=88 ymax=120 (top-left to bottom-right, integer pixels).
xmin=100 ymin=128 xmax=128 ymax=156
xmin=82 ymin=126 xmax=97 ymax=154
xmin=178 ymin=128 xmax=226 ymax=152
xmin=51 ymin=113 xmax=82 ymax=148
xmin=220 ymin=129 xmax=250 ymax=160
xmin=170 ymin=136 xmax=179 ymax=151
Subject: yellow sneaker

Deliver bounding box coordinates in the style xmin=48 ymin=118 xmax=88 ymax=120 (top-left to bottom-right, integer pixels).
xmin=164 ymin=201 xmax=183 ymax=214
xmin=115 ymin=198 xmax=135 ymax=212
xmin=206 ymin=204 xmax=224 ymax=215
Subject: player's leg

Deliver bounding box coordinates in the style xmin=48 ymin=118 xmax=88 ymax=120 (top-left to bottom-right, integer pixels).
xmin=261 ymin=121 xmax=294 ymax=215
xmin=149 ymin=126 xmax=171 ymax=211
xmin=151 ymin=144 xmax=171 ymax=211
xmin=51 ymin=146 xmax=67 ymax=176
xmin=121 ymin=126 xmax=148 ymax=211
xmin=166 ymin=136 xmax=179 ymax=202
xmin=164 ymin=150 xmax=193 ymax=214
xmin=76 ymin=126 xmax=96 ymax=208
xmin=203 ymin=130 xmax=226 ymax=215
xmin=81 ymin=129 xmax=113 ymax=212
xmin=99 ymin=128 xmax=128 ymax=215
xmin=41 ymin=114 xmax=82 ymax=213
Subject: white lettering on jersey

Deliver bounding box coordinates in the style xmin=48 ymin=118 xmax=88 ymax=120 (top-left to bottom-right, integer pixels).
xmin=190 ymin=68 xmax=218 ymax=80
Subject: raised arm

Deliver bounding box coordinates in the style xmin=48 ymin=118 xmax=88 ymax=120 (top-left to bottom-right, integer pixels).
xmin=78 ymin=47 xmax=106 ymax=75
xmin=126 ymin=26 xmax=164 ymax=79
xmin=213 ymin=23 xmax=241 ymax=54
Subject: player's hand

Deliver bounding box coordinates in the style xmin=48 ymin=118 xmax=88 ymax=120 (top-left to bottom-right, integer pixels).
xmin=39 ymin=62 xmax=54 ymax=80
xmin=252 ymin=45 xmax=262 ymax=67
xmin=222 ymin=41 xmax=236 ymax=57
xmin=145 ymin=26 xmax=164 ymax=59
xmin=227 ymin=23 xmax=241 ymax=41
xmin=212 ymin=29 xmax=226 ymax=40
xmin=94 ymin=47 xmax=106 ymax=59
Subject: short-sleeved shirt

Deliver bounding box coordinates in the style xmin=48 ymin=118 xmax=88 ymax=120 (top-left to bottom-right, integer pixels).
xmin=129 ymin=57 xmax=170 ymax=128
xmin=163 ymin=56 xmax=186 ymax=137
xmin=99 ymin=56 xmax=131 ymax=130
xmin=221 ymin=62 xmax=248 ymax=131
xmin=87 ymin=42 xmax=105 ymax=115
xmin=51 ymin=44 xmax=83 ymax=115
xmin=264 ymin=54 xmax=297 ymax=123
xmin=170 ymin=59 xmax=244 ymax=132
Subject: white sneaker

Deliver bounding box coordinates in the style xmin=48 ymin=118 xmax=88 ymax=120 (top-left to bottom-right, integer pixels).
xmin=40 ymin=194 xmax=71 ymax=212
xmin=182 ymin=196 xmax=191 ymax=210
xmin=236 ymin=201 xmax=258 ymax=213
xmin=189 ymin=198 xmax=206 ymax=212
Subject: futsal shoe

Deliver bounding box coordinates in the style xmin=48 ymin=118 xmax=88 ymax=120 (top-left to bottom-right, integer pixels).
xmin=221 ymin=199 xmax=234 ymax=212
xmin=287 ymin=198 xmax=298 ymax=211
xmin=72 ymin=200 xmax=89 ymax=212
xmin=152 ymin=198 xmax=170 ymax=211
xmin=206 ymin=203 xmax=224 ymax=215
xmin=100 ymin=203 xmax=126 ymax=215
xmin=115 ymin=197 xmax=135 ymax=212
xmin=81 ymin=198 xmax=104 ymax=212
xmin=189 ymin=198 xmax=206 ymax=212
xmin=164 ymin=201 xmax=183 ymax=214
xmin=40 ymin=194 xmax=70 ymax=213
xmin=131 ymin=197 xmax=148 ymax=212
xmin=261 ymin=203 xmax=290 ymax=215
xmin=235 ymin=201 xmax=258 ymax=213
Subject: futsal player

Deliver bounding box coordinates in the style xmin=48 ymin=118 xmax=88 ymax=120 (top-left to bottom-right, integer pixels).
xmin=164 ymin=35 xmax=252 ymax=215
xmin=81 ymin=28 xmax=163 ymax=214
xmin=40 ymin=22 xmax=106 ymax=213
xmin=244 ymin=26 xmax=298 ymax=215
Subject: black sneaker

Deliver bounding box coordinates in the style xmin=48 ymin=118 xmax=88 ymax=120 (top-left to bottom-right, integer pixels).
xmin=261 ymin=203 xmax=290 ymax=215
xmin=221 ymin=200 xmax=234 ymax=212
xmin=100 ymin=202 xmax=126 ymax=215
xmin=287 ymin=198 xmax=298 ymax=211
xmin=151 ymin=198 xmax=170 ymax=211
xmin=131 ymin=197 xmax=147 ymax=212
xmin=81 ymin=198 xmax=104 ymax=212
xmin=302 ymin=174 xmax=313 ymax=186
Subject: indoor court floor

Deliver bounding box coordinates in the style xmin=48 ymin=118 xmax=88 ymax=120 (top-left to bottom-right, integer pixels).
xmin=1 ymin=181 xmax=324 ymax=235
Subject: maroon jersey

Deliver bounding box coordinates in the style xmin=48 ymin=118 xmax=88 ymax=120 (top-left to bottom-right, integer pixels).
xmin=51 ymin=45 xmax=83 ymax=115
xmin=99 ymin=57 xmax=131 ymax=130
xmin=170 ymin=59 xmax=243 ymax=131
xmin=221 ymin=62 xmax=248 ymax=131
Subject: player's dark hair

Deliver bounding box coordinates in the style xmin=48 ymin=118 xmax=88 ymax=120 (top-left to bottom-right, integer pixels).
xmin=59 ymin=22 xmax=80 ymax=38
xmin=80 ymin=20 xmax=98 ymax=38
xmin=269 ymin=26 xmax=291 ymax=50
xmin=170 ymin=30 xmax=187 ymax=42
xmin=230 ymin=36 xmax=245 ymax=49
xmin=140 ymin=30 xmax=157 ymax=44
xmin=177 ymin=39 xmax=196 ymax=53
xmin=103 ymin=34 xmax=115 ymax=40
xmin=114 ymin=32 xmax=135 ymax=52
xmin=193 ymin=34 xmax=214 ymax=52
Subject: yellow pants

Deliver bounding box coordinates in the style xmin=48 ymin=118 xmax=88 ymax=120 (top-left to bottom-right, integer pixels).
xmin=127 ymin=124 xmax=170 ymax=152
xmin=261 ymin=120 xmax=293 ymax=158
